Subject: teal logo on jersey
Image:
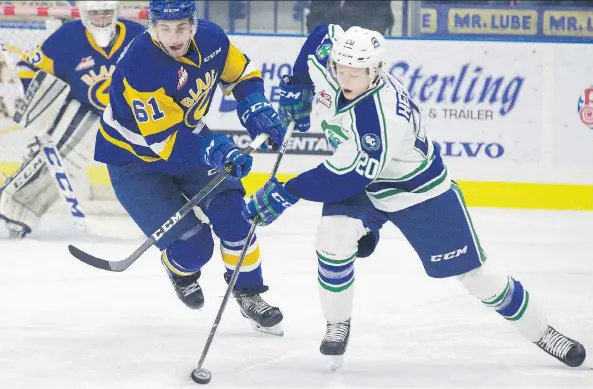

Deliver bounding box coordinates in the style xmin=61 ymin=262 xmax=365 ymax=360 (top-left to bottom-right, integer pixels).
xmin=315 ymin=44 xmax=332 ymax=60
xmin=321 ymin=120 xmax=347 ymax=151
xmin=361 ymin=133 xmax=380 ymax=152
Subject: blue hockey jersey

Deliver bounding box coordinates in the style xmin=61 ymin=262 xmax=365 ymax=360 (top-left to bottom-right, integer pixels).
xmin=94 ymin=19 xmax=264 ymax=167
xmin=17 ymin=19 xmax=145 ymax=115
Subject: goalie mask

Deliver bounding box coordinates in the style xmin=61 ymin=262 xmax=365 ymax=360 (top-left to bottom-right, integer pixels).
xmin=78 ymin=1 xmax=120 ymax=48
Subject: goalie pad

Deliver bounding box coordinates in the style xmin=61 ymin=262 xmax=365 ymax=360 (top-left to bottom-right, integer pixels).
xmin=0 ymin=71 xmax=99 ymax=236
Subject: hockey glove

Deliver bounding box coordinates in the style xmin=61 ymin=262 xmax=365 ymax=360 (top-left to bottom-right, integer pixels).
xmin=242 ymin=177 xmax=299 ymax=226
xmin=237 ymin=93 xmax=286 ymax=152
xmin=278 ymin=75 xmax=314 ymax=133
xmin=199 ymin=134 xmax=252 ymax=181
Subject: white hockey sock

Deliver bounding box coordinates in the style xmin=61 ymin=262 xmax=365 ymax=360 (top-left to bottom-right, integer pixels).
xmin=317 ymin=250 xmax=356 ymax=323
xmin=458 ymin=262 xmax=548 ymax=342
xmin=316 ymin=215 xmax=366 ymax=323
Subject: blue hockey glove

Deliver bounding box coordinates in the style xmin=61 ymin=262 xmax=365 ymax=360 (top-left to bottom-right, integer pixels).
xmin=199 ymin=134 xmax=252 ymax=181
xmin=242 ymin=177 xmax=300 ymax=226
xmin=278 ymin=75 xmax=314 ymax=133
xmin=237 ymin=93 xmax=286 ymax=152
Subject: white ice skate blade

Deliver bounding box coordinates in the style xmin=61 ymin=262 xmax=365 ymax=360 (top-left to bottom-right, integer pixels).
xmin=327 ymin=355 xmax=343 ymax=371
xmin=248 ymin=320 xmax=284 ymax=336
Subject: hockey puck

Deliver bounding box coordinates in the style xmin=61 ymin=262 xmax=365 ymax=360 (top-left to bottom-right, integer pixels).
xmin=191 ymin=368 xmax=212 ymax=384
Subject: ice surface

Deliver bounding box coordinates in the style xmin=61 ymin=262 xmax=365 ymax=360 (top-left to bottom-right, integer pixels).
xmin=1 ymin=204 xmax=592 ymax=389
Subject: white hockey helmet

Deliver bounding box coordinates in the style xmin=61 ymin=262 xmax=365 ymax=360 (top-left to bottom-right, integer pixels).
xmin=78 ymin=1 xmax=120 ymax=48
xmin=330 ymin=26 xmax=386 ymax=83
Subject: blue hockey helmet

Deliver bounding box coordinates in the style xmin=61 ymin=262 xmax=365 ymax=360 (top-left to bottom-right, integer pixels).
xmin=149 ymin=1 xmax=197 ymax=22
xmin=148 ymin=1 xmax=198 ymax=57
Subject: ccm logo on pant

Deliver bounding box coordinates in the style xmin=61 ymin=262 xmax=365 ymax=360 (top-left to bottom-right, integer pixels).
xmin=430 ymin=246 xmax=468 ymax=262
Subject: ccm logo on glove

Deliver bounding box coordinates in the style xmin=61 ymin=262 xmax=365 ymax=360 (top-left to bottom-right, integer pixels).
xmin=279 ymin=90 xmax=301 ymax=99
xmin=240 ymin=101 xmax=273 ymax=124
xmin=271 ymin=192 xmax=294 ymax=208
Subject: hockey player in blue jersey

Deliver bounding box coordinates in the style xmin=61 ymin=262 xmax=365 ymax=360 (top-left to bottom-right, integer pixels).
xmin=93 ymin=1 xmax=286 ymax=335
xmin=244 ymin=25 xmax=587 ymax=366
xmin=0 ymin=1 xmax=145 ymax=238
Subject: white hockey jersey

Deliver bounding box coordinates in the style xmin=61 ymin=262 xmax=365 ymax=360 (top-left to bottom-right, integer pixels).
xmin=284 ymin=24 xmax=450 ymax=212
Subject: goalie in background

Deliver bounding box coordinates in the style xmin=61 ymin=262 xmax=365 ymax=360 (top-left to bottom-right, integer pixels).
xmin=0 ymin=1 xmax=144 ymax=238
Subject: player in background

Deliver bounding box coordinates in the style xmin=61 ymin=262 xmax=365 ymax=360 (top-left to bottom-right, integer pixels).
xmin=243 ymin=25 xmax=587 ymax=366
xmin=94 ymin=1 xmax=286 ymax=335
xmin=0 ymin=1 xmax=145 ymax=238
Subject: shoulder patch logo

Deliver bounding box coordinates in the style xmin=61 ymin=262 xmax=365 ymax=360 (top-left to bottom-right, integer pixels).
xmin=177 ymin=66 xmax=188 ymax=90
xmin=361 ymin=133 xmax=380 ymax=152
xmin=315 ymin=44 xmax=332 ymax=60
xmin=317 ymin=90 xmax=332 ymax=108
xmin=75 ymin=56 xmax=95 ymax=71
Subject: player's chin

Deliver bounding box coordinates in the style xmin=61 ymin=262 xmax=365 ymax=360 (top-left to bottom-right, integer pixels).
xmin=342 ymin=89 xmax=357 ymax=100
xmin=167 ymin=44 xmax=186 ymax=58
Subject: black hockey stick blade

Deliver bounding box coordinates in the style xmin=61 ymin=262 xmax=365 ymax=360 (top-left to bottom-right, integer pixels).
xmin=68 ymin=245 xmax=134 ymax=272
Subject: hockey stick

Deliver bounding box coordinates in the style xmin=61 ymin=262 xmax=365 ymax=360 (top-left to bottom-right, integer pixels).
xmin=191 ymin=122 xmax=295 ymax=385
xmin=67 ymin=133 xmax=270 ymax=272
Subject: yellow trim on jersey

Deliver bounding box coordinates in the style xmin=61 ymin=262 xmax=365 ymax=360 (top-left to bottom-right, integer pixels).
xmin=122 ymin=78 xmax=184 ymax=137
xmin=98 ymin=124 xmax=161 ymax=162
xmin=21 ymin=47 xmax=55 ymax=75
xmin=238 ymin=69 xmax=262 ymax=82
xmin=161 ymin=251 xmax=194 ymax=277
xmin=17 ymin=70 xmax=36 ymax=79
xmin=175 ymin=38 xmax=201 ymax=68
xmin=222 ymin=245 xmax=261 ymax=267
xmin=85 ymin=21 xmax=127 ymax=59
xmin=221 ymin=42 xmax=251 ymax=83
xmin=158 ymin=131 xmax=178 ymax=160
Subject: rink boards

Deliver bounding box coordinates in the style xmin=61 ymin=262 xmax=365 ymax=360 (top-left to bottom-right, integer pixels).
xmin=1 ymin=36 xmax=592 ymax=210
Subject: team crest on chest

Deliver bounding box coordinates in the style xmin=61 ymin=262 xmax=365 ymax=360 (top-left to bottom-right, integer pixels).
xmin=75 ymin=56 xmax=95 ymax=71
xmin=177 ymin=66 xmax=188 ymax=90
xmin=80 ymin=64 xmax=115 ymax=110
xmin=180 ymin=69 xmax=218 ymax=127
xmin=321 ymin=120 xmax=348 ymax=151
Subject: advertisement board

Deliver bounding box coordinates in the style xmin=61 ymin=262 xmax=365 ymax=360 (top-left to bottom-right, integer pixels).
xmin=419 ymin=4 xmax=593 ymax=40
xmin=1 ymin=35 xmax=592 ymax=209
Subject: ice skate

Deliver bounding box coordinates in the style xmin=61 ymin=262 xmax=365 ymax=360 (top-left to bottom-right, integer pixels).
xmin=535 ymin=325 xmax=586 ymax=367
xmin=165 ymin=268 xmax=204 ymax=310
xmin=320 ymin=319 xmax=351 ymax=370
xmin=233 ymin=287 xmax=284 ymax=336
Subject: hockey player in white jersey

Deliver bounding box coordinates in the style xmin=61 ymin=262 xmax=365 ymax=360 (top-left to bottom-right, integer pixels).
xmin=243 ymin=25 xmax=587 ymax=369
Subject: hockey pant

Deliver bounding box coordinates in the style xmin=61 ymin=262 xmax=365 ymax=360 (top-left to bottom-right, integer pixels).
xmin=316 ymin=183 xmax=548 ymax=343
